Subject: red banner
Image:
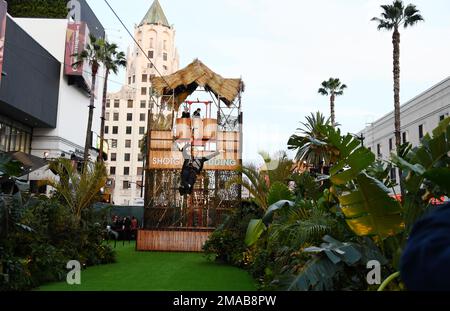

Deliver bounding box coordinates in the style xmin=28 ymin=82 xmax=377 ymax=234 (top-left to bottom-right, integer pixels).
xmin=0 ymin=0 xmax=7 ymax=84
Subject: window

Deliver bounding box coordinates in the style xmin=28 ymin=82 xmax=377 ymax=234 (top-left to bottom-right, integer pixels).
xmin=137 ymin=167 xmax=143 ymax=176
xmin=113 ymin=113 xmax=119 ymax=121
xmin=111 ymin=139 xmax=117 ymax=148
xmin=106 ymin=99 xmax=110 ymax=108
xmin=139 ymin=139 xmax=144 ymax=148
xmin=390 ymin=168 xmax=397 ymax=182
xmin=163 ymin=65 xmax=168 ymax=71
xmin=389 ymin=138 xmax=393 ymax=151
xmin=127 ymin=100 xmax=133 ymax=108
xmin=377 ymin=144 xmax=382 ymax=156
xmin=105 ymin=112 xmax=110 ymax=121
xmin=140 ymin=101 xmax=146 ymax=108
xmin=124 ymin=153 xmax=131 ymax=161
xmin=125 ymin=140 xmax=131 ymax=148
xmin=128 ymin=77 xmax=131 ymax=84
xmin=104 ymin=126 xmax=109 ymax=134
xmin=148 ymin=50 xmax=154 ymax=59
xmin=141 ymin=87 xmax=147 ymax=96
xmin=110 ymin=167 xmax=116 ymax=175
xmin=163 ymin=52 xmax=168 ymax=61
xmin=140 ymin=113 xmax=146 ymax=122
xmin=124 ymin=167 xmax=130 ymax=176
xmin=139 ymin=127 xmax=145 ymax=135
xmin=163 ymin=40 xmax=167 ymax=50
xmin=138 ymin=153 xmax=144 ymax=161
xmin=127 ymin=113 xmax=132 ymax=121
xmin=114 ymin=99 xmax=120 ymax=108
xmin=402 ymin=132 xmax=408 ymax=144
xmin=149 ymin=74 xmax=155 ymax=80
xmin=147 ymin=63 xmax=154 ymax=69
xmin=112 ymin=126 xmax=118 ymax=134
xmin=123 ymin=180 xmax=130 ymax=189
xmin=126 ymin=126 xmax=132 ymax=134
xmin=132 ymin=75 xmax=136 ymax=83
xmin=142 ymin=74 xmax=147 ymax=82
xmin=111 ymin=153 xmax=117 ymax=161
xmin=419 ymin=124 xmax=424 ymax=140
xmin=440 ymin=114 xmax=446 ymax=121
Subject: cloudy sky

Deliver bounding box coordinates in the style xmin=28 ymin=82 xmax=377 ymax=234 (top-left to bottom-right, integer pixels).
xmin=87 ymin=0 xmax=450 ymax=163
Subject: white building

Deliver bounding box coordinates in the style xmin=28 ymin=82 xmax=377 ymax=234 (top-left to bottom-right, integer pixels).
xmin=360 ymin=76 xmax=450 ymax=184
xmin=105 ymin=0 xmax=180 ymax=205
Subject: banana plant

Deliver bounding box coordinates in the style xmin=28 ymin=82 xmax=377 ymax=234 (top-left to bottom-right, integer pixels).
xmin=391 ymin=117 xmax=450 ymax=228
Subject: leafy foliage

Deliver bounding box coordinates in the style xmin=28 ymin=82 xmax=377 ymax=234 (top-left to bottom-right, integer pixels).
xmin=6 ymin=0 xmax=68 ymax=18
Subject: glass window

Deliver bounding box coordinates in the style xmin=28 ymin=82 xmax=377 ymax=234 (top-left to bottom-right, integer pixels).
xmin=419 ymin=124 xmax=424 ymax=140
xmin=137 ymin=167 xmax=143 ymax=176
xmin=139 ymin=127 xmax=145 ymax=135
xmin=377 ymin=144 xmax=382 ymax=156
xmin=126 ymin=127 xmax=132 ymax=135
xmin=142 ymin=74 xmax=147 ymax=82
xmin=124 ymin=153 xmax=131 ymax=161
xmin=123 ymin=180 xmax=130 ymax=189
xmin=105 ymin=112 xmax=110 ymax=121
xmin=132 ymin=75 xmax=136 ymax=83
xmin=127 ymin=113 xmax=132 ymax=121
xmin=140 ymin=114 xmax=146 ymax=122
xmin=124 ymin=167 xmax=130 ymax=176
xmin=140 ymin=101 xmax=146 ymax=109
xmin=148 ymin=50 xmax=154 ymax=59
xmin=402 ymin=132 xmax=408 ymax=144
xmin=110 ymin=167 xmax=116 ymax=175
xmin=125 ymin=140 xmax=131 ymax=148
xmin=111 ymin=153 xmax=117 ymax=161
xmin=112 ymin=126 xmax=118 ymax=134
xmin=113 ymin=113 xmax=119 ymax=121
xmin=163 ymin=52 xmax=168 ymax=61
xmin=114 ymin=100 xmax=120 ymax=108
xmin=111 ymin=139 xmax=118 ymax=148
xmin=106 ymin=99 xmax=110 ymax=108
xmin=128 ymin=100 xmax=133 ymax=108
xmin=105 ymin=126 xmax=109 ymax=134
xmin=141 ymin=87 xmax=147 ymax=96
xmin=138 ymin=153 xmax=144 ymax=161
xmin=389 ymin=138 xmax=393 ymax=151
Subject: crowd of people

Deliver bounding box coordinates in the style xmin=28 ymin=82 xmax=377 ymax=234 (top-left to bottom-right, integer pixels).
xmin=107 ymin=215 xmax=140 ymax=242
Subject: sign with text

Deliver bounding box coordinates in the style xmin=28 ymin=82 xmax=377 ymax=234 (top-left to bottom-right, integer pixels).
xmin=148 ymin=131 xmax=241 ymax=171
xmin=64 ymin=21 xmax=91 ymax=88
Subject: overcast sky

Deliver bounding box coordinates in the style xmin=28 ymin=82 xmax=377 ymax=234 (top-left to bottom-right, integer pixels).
xmin=87 ymin=0 xmax=450 ymax=164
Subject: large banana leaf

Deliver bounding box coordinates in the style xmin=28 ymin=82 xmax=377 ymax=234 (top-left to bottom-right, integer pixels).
xmin=245 ymin=200 xmax=294 ymax=246
xmin=338 ymin=173 xmax=404 ymax=238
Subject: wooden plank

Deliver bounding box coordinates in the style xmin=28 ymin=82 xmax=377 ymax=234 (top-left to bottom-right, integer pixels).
xmin=136 ymin=230 xmax=212 ymax=252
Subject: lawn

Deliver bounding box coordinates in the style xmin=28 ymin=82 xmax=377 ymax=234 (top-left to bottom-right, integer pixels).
xmin=37 ymin=242 xmax=256 ymax=291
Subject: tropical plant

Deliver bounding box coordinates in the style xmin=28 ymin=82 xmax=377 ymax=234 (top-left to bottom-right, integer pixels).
xmin=288 ymin=112 xmax=337 ymax=170
xmin=372 ymin=0 xmax=424 ymax=149
xmin=44 ymin=158 xmax=108 ymax=222
xmin=6 ymin=0 xmax=67 ymax=18
xmin=318 ymin=78 xmax=347 ymax=127
xmin=99 ymin=42 xmax=126 ymax=163
xmin=72 ymin=34 xmax=107 ymax=164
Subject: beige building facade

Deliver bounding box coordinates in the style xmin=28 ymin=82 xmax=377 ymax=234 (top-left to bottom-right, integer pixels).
xmin=105 ymin=0 xmax=179 ymax=205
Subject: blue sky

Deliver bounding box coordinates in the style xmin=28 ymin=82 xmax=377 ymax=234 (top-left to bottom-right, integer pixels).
xmin=87 ymin=0 xmax=450 ymax=164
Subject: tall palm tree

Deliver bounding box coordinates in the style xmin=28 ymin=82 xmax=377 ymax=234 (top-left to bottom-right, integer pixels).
xmin=99 ymin=42 xmax=126 ymax=163
xmin=372 ymin=0 xmax=423 ymax=148
xmin=288 ymin=112 xmax=336 ymax=170
xmin=318 ymin=78 xmax=347 ymax=127
xmin=72 ymin=34 xmax=106 ymax=164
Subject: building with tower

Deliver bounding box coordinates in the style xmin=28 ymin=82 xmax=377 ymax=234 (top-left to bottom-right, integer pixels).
xmin=105 ymin=0 xmax=179 ymax=205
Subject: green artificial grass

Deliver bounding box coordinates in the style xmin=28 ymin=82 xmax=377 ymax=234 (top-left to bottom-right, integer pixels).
xmin=36 ymin=242 xmax=256 ymax=291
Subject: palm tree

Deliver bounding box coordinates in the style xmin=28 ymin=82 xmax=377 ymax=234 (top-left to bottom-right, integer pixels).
xmin=318 ymin=78 xmax=347 ymax=127
xmin=288 ymin=112 xmax=337 ymax=171
xmin=372 ymin=0 xmax=423 ymax=148
xmin=45 ymin=158 xmax=107 ymax=223
xmin=72 ymin=34 xmax=106 ymax=164
xmin=99 ymin=42 xmax=126 ymax=163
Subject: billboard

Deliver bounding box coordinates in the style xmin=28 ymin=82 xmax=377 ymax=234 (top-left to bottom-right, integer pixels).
xmin=0 ymin=0 xmax=7 ymax=84
xmin=64 ymin=21 xmax=92 ymax=89
xmin=148 ymin=131 xmax=241 ymax=171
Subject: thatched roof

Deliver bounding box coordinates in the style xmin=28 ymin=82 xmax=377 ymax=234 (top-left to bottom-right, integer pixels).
xmin=151 ymin=59 xmax=244 ymax=110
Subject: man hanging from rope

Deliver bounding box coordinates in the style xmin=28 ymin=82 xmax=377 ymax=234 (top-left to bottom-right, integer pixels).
xmin=178 ymin=143 xmax=223 ymax=195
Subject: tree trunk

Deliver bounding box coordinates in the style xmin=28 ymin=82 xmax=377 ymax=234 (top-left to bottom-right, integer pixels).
xmin=83 ymin=69 xmax=97 ymax=164
xmin=393 ymin=28 xmax=401 ymax=148
xmin=99 ymin=69 xmax=109 ymax=163
xmin=330 ymin=93 xmax=336 ymax=127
